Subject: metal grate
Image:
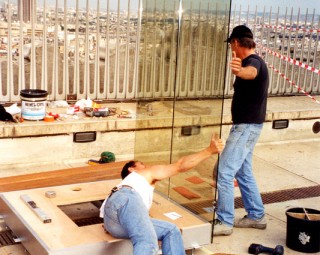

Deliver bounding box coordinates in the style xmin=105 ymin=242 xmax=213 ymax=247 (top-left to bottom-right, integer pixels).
xmin=235 ymin=185 xmax=320 ymax=209
xmin=58 ymin=200 xmax=104 ymax=227
xmin=74 ymin=217 xmax=104 ymax=227
xmin=181 ymin=185 xmax=320 ymax=215
xmin=0 ymin=229 xmax=19 ymax=247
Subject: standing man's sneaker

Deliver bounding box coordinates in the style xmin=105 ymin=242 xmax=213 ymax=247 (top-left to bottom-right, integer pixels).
xmin=234 ymin=215 xmax=267 ymax=229
xmin=212 ymin=219 xmax=233 ymax=236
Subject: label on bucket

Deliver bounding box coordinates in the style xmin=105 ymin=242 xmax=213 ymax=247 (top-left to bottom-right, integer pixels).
xmin=21 ymin=101 xmax=47 ymax=120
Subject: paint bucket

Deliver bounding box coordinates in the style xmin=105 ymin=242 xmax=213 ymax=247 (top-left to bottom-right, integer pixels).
xmin=20 ymin=89 xmax=48 ymax=120
xmin=286 ymin=207 xmax=320 ymax=253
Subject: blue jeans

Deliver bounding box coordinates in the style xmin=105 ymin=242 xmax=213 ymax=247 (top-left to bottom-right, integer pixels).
xmin=103 ymin=187 xmax=185 ymax=255
xmin=216 ymin=124 xmax=265 ymax=226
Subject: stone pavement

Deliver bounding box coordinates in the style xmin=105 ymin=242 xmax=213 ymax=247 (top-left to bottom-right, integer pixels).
xmin=196 ymin=138 xmax=320 ymax=255
xmin=0 ymin=138 xmax=319 ymax=254
xmin=196 ymin=95 xmax=320 ymax=254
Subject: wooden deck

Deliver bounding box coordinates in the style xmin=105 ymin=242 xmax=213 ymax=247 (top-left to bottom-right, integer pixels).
xmin=0 ymin=161 xmax=125 ymax=192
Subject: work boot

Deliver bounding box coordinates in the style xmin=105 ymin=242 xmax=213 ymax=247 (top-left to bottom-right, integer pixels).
xmin=234 ymin=215 xmax=267 ymax=229
xmin=212 ymin=219 xmax=233 ymax=236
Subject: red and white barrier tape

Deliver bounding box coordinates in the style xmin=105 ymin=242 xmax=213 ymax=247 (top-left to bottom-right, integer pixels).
xmin=248 ymin=25 xmax=320 ymax=104
xmin=258 ymin=56 xmax=320 ymax=105
xmin=254 ymin=24 xmax=320 ymax=33
xmin=257 ymin=44 xmax=320 ymax=75
xmin=270 ymin=65 xmax=320 ymax=104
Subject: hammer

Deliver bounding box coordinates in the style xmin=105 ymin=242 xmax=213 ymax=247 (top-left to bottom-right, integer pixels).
xmin=248 ymin=243 xmax=284 ymax=255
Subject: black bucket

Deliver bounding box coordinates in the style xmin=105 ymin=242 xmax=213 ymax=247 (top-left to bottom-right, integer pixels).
xmin=20 ymin=89 xmax=48 ymax=120
xmin=286 ymin=207 xmax=320 ymax=253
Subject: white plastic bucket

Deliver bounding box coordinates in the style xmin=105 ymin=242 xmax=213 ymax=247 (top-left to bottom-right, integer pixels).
xmin=20 ymin=89 xmax=48 ymax=120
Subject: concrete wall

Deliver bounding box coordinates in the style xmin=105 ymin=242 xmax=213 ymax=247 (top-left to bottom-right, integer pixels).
xmin=0 ymin=97 xmax=319 ymax=176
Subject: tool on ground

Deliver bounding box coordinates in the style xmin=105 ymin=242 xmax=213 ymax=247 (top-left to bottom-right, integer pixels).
xmin=88 ymin=151 xmax=116 ymax=165
xmin=248 ymin=243 xmax=284 ymax=255
xmin=45 ymin=190 xmax=56 ymax=198
xmin=44 ymin=115 xmax=54 ymax=122
xmin=84 ymin=107 xmax=109 ymax=117
xmin=20 ymin=194 xmax=52 ymax=223
xmin=99 ymin=151 xmax=115 ymax=163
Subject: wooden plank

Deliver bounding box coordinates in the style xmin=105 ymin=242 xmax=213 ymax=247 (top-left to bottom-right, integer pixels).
xmin=150 ymin=192 xmax=206 ymax=228
xmin=0 ymin=161 xmax=126 ymax=192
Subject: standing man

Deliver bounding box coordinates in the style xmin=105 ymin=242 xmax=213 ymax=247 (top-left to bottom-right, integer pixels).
xmin=100 ymin=133 xmax=224 ymax=254
xmin=213 ymin=25 xmax=269 ymax=236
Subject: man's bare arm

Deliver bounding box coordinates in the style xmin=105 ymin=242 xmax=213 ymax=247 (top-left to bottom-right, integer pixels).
xmin=142 ymin=133 xmax=224 ymax=182
xmin=236 ymin=65 xmax=257 ymax=80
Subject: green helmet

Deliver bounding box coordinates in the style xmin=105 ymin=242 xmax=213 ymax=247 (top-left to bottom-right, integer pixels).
xmin=99 ymin=151 xmax=116 ymax=163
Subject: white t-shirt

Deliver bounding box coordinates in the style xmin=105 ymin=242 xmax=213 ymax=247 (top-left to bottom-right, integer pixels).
xmin=100 ymin=171 xmax=154 ymax=217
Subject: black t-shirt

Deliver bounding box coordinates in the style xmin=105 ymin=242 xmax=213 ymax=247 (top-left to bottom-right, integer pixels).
xmin=231 ymin=54 xmax=269 ymax=124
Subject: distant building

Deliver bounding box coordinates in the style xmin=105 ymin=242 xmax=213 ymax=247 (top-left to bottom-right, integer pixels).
xmin=18 ymin=0 xmax=34 ymax=23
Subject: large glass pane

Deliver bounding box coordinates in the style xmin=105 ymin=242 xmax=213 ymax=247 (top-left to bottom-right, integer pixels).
xmin=133 ymin=0 xmax=180 ymax=164
xmin=134 ymin=0 xmax=231 ymax=224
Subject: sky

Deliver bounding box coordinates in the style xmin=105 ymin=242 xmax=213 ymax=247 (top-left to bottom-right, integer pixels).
xmin=233 ymin=0 xmax=320 ymax=13
xmin=3 ymin=0 xmax=320 ymax=13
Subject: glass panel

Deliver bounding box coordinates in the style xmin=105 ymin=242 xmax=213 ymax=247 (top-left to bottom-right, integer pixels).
xmin=134 ymin=0 xmax=180 ymax=165
xmin=135 ymin=0 xmax=231 ymax=223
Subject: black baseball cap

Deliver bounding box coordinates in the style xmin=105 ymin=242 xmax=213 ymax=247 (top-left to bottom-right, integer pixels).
xmin=226 ymin=25 xmax=253 ymax=43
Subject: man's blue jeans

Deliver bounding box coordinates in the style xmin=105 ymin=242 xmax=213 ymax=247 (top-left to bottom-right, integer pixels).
xmin=103 ymin=187 xmax=185 ymax=255
xmin=216 ymin=124 xmax=265 ymax=226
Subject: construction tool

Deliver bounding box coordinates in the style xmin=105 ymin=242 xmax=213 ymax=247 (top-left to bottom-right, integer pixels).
xmin=88 ymin=151 xmax=115 ymax=165
xmin=248 ymin=243 xmax=284 ymax=255
xmin=20 ymin=194 xmax=52 ymax=223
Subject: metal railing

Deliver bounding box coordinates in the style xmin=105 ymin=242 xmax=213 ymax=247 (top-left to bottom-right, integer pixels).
xmin=230 ymin=4 xmax=320 ymax=97
xmin=0 ymin=1 xmax=319 ymax=103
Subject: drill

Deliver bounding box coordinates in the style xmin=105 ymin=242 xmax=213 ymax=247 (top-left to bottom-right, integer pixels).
xmin=248 ymin=243 xmax=284 ymax=255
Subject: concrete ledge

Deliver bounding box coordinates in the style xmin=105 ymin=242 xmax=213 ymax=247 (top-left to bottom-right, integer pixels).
xmin=1 ymin=97 xmax=319 ymax=139
xmin=0 ymin=96 xmax=319 ymax=169
xmin=0 ymin=100 xmax=223 ymax=138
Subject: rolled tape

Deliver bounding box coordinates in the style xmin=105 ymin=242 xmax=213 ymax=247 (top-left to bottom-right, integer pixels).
xmin=44 ymin=116 xmax=54 ymax=122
